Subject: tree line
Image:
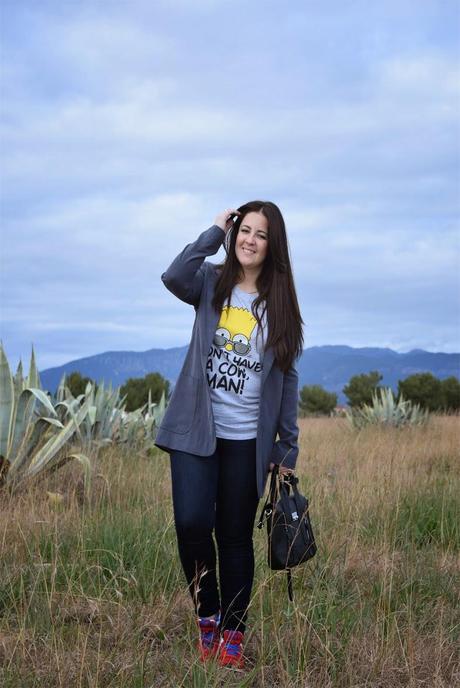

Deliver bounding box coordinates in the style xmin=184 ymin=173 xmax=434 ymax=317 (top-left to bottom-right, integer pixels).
xmin=300 ymin=371 xmax=460 ymax=416
xmin=64 ymin=369 xmax=460 ymax=416
xmin=64 ymin=371 xmax=170 ymax=412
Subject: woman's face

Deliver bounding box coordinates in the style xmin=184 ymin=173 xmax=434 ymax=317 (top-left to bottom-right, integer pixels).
xmin=235 ymin=211 xmax=269 ymax=272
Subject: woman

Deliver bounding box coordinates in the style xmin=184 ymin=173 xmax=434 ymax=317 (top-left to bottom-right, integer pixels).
xmin=154 ymin=200 xmax=304 ymax=669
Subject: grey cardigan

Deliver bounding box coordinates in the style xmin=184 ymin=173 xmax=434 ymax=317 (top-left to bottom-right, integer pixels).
xmin=154 ymin=224 xmax=300 ymax=499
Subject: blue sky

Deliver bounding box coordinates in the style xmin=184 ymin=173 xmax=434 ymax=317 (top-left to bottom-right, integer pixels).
xmin=1 ymin=0 xmax=459 ymax=372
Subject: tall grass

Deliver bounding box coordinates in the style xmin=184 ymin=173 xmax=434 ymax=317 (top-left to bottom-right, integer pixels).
xmin=1 ymin=415 xmax=459 ymax=686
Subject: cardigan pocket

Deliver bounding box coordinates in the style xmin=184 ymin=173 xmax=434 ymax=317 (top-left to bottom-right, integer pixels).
xmin=159 ymin=373 xmax=202 ymax=435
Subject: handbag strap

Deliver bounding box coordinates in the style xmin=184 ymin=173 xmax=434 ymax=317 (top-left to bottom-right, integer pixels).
xmin=257 ymin=467 xmax=301 ymax=528
xmin=287 ymin=569 xmax=294 ymax=602
xmin=274 ymin=472 xmax=298 ymax=603
xmin=257 ymin=465 xmax=296 ymax=604
xmin=257 ymin=464 xmax=280 ymax=529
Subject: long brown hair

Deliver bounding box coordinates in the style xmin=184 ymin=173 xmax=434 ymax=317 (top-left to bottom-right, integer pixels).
xmin=212 ymin=200 xmax=304 ymax=373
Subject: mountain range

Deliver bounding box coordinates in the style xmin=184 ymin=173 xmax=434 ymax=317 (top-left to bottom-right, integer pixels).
xmin=39 ymin=345 xmax=460 ymax=405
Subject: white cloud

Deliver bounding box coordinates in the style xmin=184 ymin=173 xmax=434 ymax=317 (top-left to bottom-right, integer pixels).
xmin=1 ymin=0 xmax=459 ymax=370
xmin=376 ymin=55 xmax=460 ymax=101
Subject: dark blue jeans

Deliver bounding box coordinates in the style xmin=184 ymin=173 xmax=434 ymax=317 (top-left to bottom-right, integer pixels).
xmin=169 ymin=437 xmax=260 ymax=633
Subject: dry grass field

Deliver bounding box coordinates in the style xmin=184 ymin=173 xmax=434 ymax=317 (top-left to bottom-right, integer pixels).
xmin=1 ymin=415 xmax=459 ymax=687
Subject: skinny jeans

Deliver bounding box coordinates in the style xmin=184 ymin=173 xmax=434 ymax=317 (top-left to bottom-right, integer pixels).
xmin=169 ymin=437 xmax=260 ymax=633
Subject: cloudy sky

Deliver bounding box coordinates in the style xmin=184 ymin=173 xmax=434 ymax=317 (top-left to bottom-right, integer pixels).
xmin=1 ymin=0 xmax=459 ymax=372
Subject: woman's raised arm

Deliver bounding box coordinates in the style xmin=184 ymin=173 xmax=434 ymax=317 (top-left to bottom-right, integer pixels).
xmin=161 ymin=209 xmax=240 ymax=307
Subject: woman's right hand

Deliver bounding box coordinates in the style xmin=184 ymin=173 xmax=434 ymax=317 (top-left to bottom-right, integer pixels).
xmin=214 ymin=208 xmax=241 ymax=233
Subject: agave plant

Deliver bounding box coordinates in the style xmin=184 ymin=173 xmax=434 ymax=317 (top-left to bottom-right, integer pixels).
xmin=115 ymin=388 xmax=166 ymax=451
xmin=146 ymin=387 xmax=166 ymax=426
xmin=54 ymin=376 xmax=128 ymax=451
xmin=54 ymin=373 xmax=166 ymax=451
xmin=346 ymin=386 xmax=429 ymax=429
xmin=12 ymin=345 xmax=41 ymax=395
xmin=0 ymin=344 xmax=92 ymax=492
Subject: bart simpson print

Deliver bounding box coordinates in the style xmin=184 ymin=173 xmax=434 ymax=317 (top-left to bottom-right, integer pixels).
xmin=207 ymin=305 xmax=263 ymax=395
xmin=214 ymin=305 xmax=257 ymax=355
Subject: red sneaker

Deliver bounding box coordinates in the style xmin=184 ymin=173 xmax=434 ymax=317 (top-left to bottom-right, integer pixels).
xmin=218 ymin=629 xmax=245 ymax=669
xmin=197 ymin=615 xmax=220 ymax=661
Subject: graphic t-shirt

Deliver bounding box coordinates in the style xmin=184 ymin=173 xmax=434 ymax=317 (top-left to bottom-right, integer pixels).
xmin=206 ymin=285 xmax=268 ymax=439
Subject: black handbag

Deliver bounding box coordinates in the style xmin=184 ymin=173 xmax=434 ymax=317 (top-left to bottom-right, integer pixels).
xmin=257 ymin=464 xmax=317 ymax=601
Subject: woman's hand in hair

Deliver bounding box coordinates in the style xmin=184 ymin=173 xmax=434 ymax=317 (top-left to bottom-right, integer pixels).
xmin=214 ymin=208 xmax=241 ymax=233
